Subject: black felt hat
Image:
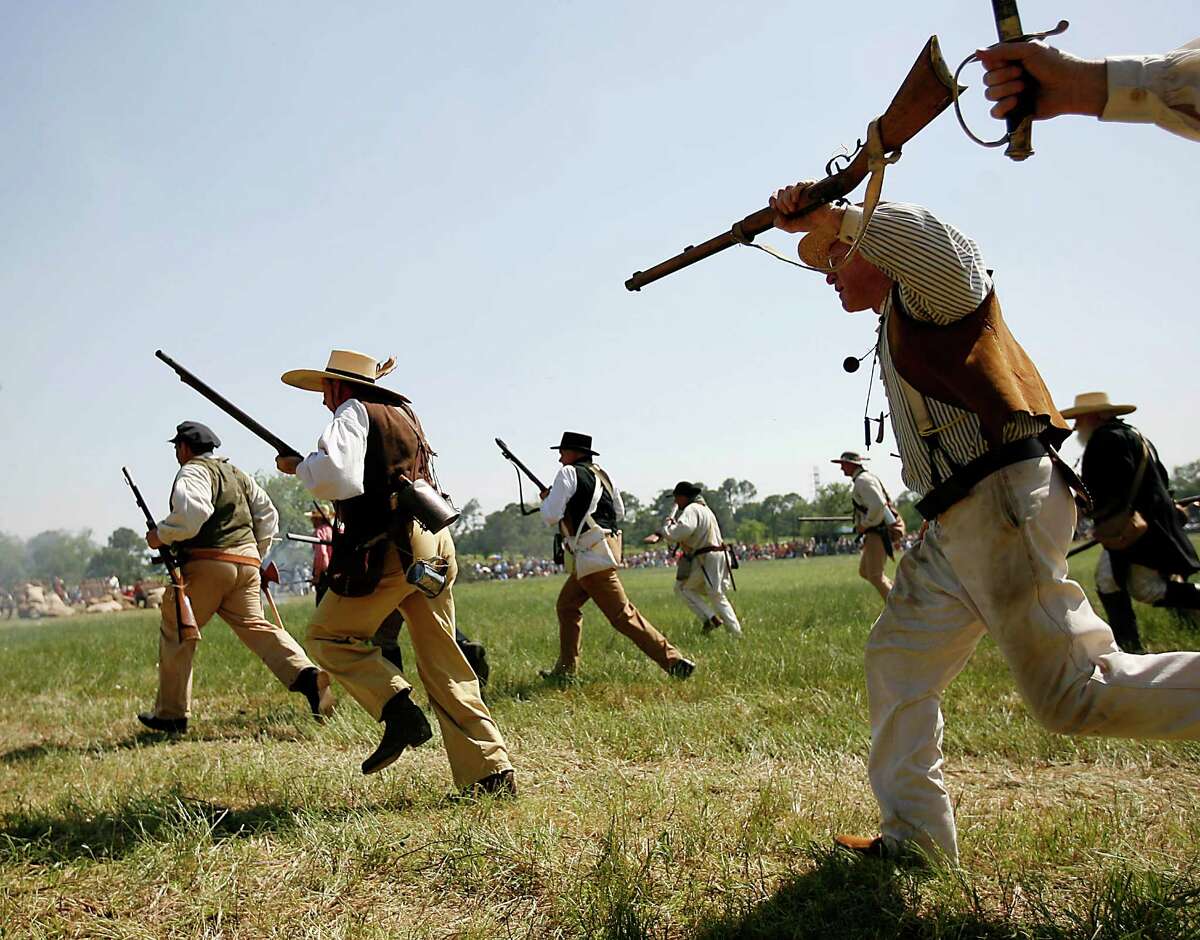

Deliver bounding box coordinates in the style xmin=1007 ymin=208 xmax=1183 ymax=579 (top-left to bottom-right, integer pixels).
xmin=169 ymin=421 xmax=221 ymax=451
xmin=551 ymin=431 xmax=598 ymax=456
xmin=672 ymin=481 xmax=702 ymax=498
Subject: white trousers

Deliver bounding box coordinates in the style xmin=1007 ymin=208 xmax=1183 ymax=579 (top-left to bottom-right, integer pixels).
xmin=866 ymin=456 xmax=1200 ymax=864
xmin=676 ymin=553 xmax=741 ymax=635
xmin=1095 ymin=549 xmax=1169 ymax=603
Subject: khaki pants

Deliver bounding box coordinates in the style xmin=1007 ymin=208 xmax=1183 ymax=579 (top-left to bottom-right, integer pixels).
xmin=155 ymin=556 xmax=314 ymax=719
xmin=866 ymin=457 xmax=1200 ymax=864
xmin=859 ymin=531 xmax=894 ymax=601
xmin=555 ymin=567 xmax=684 ymax=673
xmin=307 ymin=529 xmax=510 ymax=788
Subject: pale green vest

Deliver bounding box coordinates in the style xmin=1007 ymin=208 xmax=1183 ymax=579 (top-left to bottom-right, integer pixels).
xmin=175 ymin=457 xmax=255 ymax=551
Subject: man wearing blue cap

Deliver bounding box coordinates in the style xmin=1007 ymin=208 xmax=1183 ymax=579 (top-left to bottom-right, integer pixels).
xmin=137 ymin=421 xmax=333 ymax=733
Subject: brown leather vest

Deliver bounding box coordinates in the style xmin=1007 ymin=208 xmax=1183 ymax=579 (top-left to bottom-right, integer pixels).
xmin=336 ymin=402 xmax=425 ymax=548
xmin=886 ymin=286 xmax=1069 ymax=449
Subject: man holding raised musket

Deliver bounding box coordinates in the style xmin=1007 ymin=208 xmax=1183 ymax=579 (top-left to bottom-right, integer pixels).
xmin=137 ymin=421 xmax=333 ymax=734
xmin=768 ymin=185 xmax=1200 ymax=865
xmin=276 ymin=350 xmax=514 ymax=794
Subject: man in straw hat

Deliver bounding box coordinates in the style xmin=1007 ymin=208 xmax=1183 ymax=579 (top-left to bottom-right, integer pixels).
xmin=276 ymin=350 xmax=513 ymax=794
xmin=137 ymin=421 xmax=334 ymax=734
xmin=768 ymin=185 xmax=1200 ymax=865
xmin=537 ymin=432 xmax=695 ymax=680
xmin=1061 ymin=391 xmax=1200 ymax=653
xmin=833 ymin=451 xmax=901 ymax=601
xmin=644 ymin=481 xmax=741 ymax=636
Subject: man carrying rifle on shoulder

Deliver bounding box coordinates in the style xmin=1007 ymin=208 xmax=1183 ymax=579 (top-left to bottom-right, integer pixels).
xmin=1061 ymin=391 xmax=1200 ymax=653
xmin=137 ymin=421 xmax=334 ymax=734
xmin=276 ymin=350 xmax=514 ymax=795
xmin=768 ymin=185 xmax=1200 ymax=866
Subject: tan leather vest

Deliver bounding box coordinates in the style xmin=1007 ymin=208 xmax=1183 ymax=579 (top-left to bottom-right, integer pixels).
xmin=886 ymin=286 xmax=1069 ymax=449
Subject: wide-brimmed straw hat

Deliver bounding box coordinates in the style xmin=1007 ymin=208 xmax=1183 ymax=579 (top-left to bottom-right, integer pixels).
xmin=281 ymin=350 xmax=410 ymax=407
xmin=831 ymin=450 xmax=868 ymax=467
xmin=1059 ymin=391 xmax=1136 ymax=419
xmin=798 ymin=214 xmax=846 ymax=269
xmin=551 ymin=431 xmax=598 ymax=456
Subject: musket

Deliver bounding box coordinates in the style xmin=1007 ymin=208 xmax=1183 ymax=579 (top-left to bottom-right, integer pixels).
xmin=1066 ymin=494 xmax=1200 ymax=559
xmin=122 ymin=467 xmax=201 ymax=643
xmin=495 ymin=438 xmax=550 ymax=517
xmin=287 ymin=532 xmax=333 ymax=546
xmin=796 ymin=516 xmax=854 ymax=524
xmin=155 ymin=350 xmax=302 ymax=459
xmin=625 ymin=36 xmax=958 ymax=291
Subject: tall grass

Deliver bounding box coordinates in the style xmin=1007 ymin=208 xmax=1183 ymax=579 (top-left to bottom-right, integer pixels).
xmin=1 ymin=553 xmax=1198 ymax=937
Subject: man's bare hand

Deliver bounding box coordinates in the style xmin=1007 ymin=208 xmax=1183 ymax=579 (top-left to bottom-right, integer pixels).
xmin=976 ymin=42 xmax=1107 ymax=121
xmin=276 ymin=455 xmax=301 ymax=475
xmin=538 ymin=488 xmax=550 ymax=501
xmin=643 ymin=533 xmax=662 ymax=545
xmin=146 ymin=528 xmax=164 ymax=550
xmin=769 ymin=181 xmax=843 ymax=234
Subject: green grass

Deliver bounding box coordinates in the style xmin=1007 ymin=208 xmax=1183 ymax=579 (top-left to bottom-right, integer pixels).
xmin=2 ymin=553 xmax=1200 ymax=938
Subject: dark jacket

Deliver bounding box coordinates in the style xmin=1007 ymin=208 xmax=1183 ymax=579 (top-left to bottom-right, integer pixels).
xmin=1081 ymin=418 xmax=1199 ymax=576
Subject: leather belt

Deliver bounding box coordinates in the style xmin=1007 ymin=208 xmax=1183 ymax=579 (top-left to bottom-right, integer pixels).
xmin=184 ymin=549 xmax=260 ymax=566
xmin=915 ymin=437 xmax=1049 ymax=521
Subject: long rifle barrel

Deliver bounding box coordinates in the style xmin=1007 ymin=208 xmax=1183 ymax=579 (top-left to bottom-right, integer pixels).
xmin=495 ymin=438 xmax=549 ymax=492
xmin=122 ymin=467 xmax=157 ymax=529
xmin=1068 ymin=494 xmax=1200 ymax=559
xmin=155 ymin=350 xmax=301 ymax=458
xmin=796 ymin=516 xmax=854 ymax=523
xmin=624 ymin=35 xmax=957 ymax=291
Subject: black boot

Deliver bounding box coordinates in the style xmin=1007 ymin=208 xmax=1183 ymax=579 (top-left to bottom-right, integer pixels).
xmin=458 ymin=638 xmax=490 ymax=686
xmin=361 ymin=690 xmax=432 ymax=775
xmin=1099 ymin=590 xmax=1143 ymax=653
xmin=137 ymin=712 xmax=187 ymax=734
xmin=1158 ymin=581 xmax=1200 ymax=611
xmin=289 ymin=667 xmax=335 ymax=721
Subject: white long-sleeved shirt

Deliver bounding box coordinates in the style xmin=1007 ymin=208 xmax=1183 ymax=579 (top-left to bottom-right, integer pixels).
xmin=836 ymin=202 xmax=1045 ymax=496
xmin=297 ymin=399 xmax=369 ymax=501
xmin=1102 ymin=40 xmax=1200 ymax=141
xmin=157 ymin=459 xmax=278 ymax=555
xmin=659 ymin=500 xmax=722 ymax=552
xmin=540 ymin=464 xmax=625 ymax=528
xmin=851 ymin=469 xmax=888 ymax=529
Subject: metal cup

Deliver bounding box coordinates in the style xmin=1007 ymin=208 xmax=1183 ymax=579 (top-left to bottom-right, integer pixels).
xmin=406 ymin=557 xmax=449 ymax=598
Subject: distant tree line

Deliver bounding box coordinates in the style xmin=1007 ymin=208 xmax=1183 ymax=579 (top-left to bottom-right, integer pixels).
xmin=8 ymin=459 xmax=1197 ymax=587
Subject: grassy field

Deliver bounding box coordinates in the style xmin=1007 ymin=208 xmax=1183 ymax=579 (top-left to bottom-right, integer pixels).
xmin=2 ymin=552 xmax=1200 ymax=939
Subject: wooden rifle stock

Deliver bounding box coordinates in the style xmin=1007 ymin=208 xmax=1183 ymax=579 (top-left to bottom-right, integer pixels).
xmin=155 ymin=350 xmax=302 ymax=459
xmin=625 ymin=35 xmax=958 ymax=292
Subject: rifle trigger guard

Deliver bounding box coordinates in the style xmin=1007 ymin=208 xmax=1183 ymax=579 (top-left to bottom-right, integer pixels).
xmin=951 ymin=20 xmax=1070 ymax=150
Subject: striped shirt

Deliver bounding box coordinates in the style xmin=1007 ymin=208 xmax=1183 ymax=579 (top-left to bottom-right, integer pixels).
xmin=846 ymin=202 xmax=1045 ymax=497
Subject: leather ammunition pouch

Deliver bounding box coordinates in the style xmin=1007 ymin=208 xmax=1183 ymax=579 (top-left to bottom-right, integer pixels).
xmin=327 ymin=532 xmax=389 ymax=598
xmin=1093 ymin=435 xmax=1151 ymax=552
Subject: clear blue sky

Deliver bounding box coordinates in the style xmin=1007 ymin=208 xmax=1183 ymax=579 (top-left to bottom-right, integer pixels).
xmin=1 ymin=1 xmax=1195 ymax=539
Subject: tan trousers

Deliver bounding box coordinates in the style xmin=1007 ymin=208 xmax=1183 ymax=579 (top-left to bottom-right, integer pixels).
xmin=555 ymin=567 xmax=684 ymax=673
xmin=859 ymin=531 xmax=894 ymax=601
xmin=306 ymin=529 xmax=510 ymax=788
xmin=155 ymin=557 xmax=315 ymax=719
xmin=866 ymin=457 xmax=1200 ymax=864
